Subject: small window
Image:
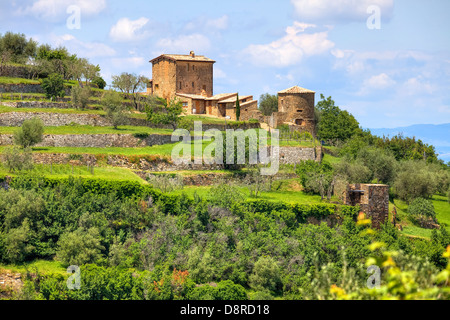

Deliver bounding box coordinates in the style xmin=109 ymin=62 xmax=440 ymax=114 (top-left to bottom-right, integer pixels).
xmin=192 ymin=65 xmax=195 ymax=70
xmin=155 ymin=84 xmax=159 ymax=89
xmin=192 ymin=82 xmax=195 ymax=88
xmin=203 ymin=85 xmax=206 ymax=91
xmin=297 ymin=110 xmax=303 ymax=113
xmin=187 ymin=64 xmax=190 ymax=71
xmin=179 ymin=82 xmax=182 ymax=89
xmin=182 ymin=102 xmax=188 ymax=107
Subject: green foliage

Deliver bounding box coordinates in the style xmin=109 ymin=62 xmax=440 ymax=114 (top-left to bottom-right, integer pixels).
xmin=0 ymin=32 xmax=37 ymax=64
xmin=1 ymin=174 xmax=449 ymax=300
xmin=316 ymin=94 xmax=360 ymax=144
xmin=408 ymin=198 xmax=436 ymax=220
xmin=259 ymin=93 xmax=278 ymax=116
xmin=91 ymin=76 xmax=106 ymax=89
xmin=394 ymin=160 xmax=437 ymax=202
xmin=111 ymin=72 xmax=148 ymax=110
xmin=41 ymin=73 xmax=65 ymax=99
xmin=2 ymin=146 xmax=33 ymax=172
xmin=101 ymin=90 xmax=128 ymax=129
xmin=71 ymin=85 xmax=91 ymax=110
xmin=13 ymin=117 xmax=44 ymax=148
xmin=56 ymin=228 xmax=104 ymax=266
xmin=249 ymin=256 xmax=282 ymax=294
xmin=296 ymin=160 xmax=335 ymax=199
xmin=145 ymin=96 xmax=183 ymax=130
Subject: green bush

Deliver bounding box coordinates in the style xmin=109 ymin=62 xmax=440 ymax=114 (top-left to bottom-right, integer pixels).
xmin=2 ymin=146 xmax=33 ymax=172
xmin=91 ymin=76 xmax=106 ymax=90
xmin=41 ymin=73 xmax=65 ymax=100
xmin=13 ymin=117 xmax=44 ymax=148
xmin=56 ymin=227 xmax=104 ymax=266
xmin=249 ymin=256 xmax=282 ymax=294
xmin=408 ymin=198 xmax=436 ymax=220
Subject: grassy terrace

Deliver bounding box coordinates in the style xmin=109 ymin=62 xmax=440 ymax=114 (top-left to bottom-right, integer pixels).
xmin=0 ymin=163 xmax=146 ymax=183
xmin=0 ymin=77 xmax=41 ymax=85
xmin=391 ymin=195 xmax=450 ymax=238
xmin=0 ymin=125 xmax=173 ymax=135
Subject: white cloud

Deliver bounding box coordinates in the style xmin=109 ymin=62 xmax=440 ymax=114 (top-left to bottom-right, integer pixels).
xmin=291 ymin=0 xmax=394 ymax=23
xmin=214 ymin=68 xmax=227 ymax=79
xmin=110 ymin=17 xmax=151 ymax=42
xmin=18 ymin=0 xmax=106 ymax=21
xmin=364 ymin=73 xmax=396 ymax=89
xmin=52 ymin=34 xmax=116 ymax=58
xmin=185 ymin=15 xmax=229 ymax=33
xmin=357 ymin=73 xmax=396 ymax=96
xmin=156 ymin=34 xmax=211 ymax=53
xmin=402 ymin=77 xmax=435 ymax=96
xmin=205 ymin=15 xmax=229 ymax=30
xmin=242 ymin=22 xmax=334 ymax=67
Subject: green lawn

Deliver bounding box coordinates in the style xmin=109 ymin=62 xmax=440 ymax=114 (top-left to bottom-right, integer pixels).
xmin=0 ymin=125 xmax=172 ymax=135
xmin=170 ymin=183 xmax=326 ymax=205
xmin=0 ymin=259 xmax=66 ymax=276
xmin=0 ymin=77 xmax=41 ymax=85
xmin=392 ymin=195 xmax=450 ymax=239
xmin=0 ymin=163 xmax=147 ymax=183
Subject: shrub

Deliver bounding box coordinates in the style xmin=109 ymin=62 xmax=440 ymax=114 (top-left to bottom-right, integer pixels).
xmin=71 ymin=85 xmax=91 ymax=110
xmin=91 ymin=76 xmax=106 ymax=89
xmin=394 ymin=160 xmax=437 ymax=202
xmin=248 ymin=256 xmax=282 ymax=294
xmin=41 ymin=73 xmax=65 ymax=99
xmin=408 ymin=198 xmax=436 ymax=220
xmin=56 ymin=227 xmax=104 ymax=266
xmin=13 ymin=117 xmax=44 ymax=148
xmin=2 ymin=146 xmax=33 ymax=172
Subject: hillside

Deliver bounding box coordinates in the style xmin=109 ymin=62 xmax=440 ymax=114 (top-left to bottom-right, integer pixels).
xmin=369 ymin=123 xmax=450 ymax=162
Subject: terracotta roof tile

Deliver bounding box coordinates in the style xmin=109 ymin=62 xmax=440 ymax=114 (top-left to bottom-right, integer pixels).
xmin=278 ymin=86 xmax=315 ymax=94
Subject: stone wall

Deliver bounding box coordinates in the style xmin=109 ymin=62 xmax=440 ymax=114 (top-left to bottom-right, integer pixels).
xmin=0 ymin=84 xmax=44 ymax=94
xmin=0 ymin=112 xmax=111 ymax=127
xmin=0 ymin=133 xmax=174 ymax=148
xmin=342 ymin=184 xmax=390 ymax=229
xmin=278 ymin=146 xmax=321 ymax=164
xmin=1 ymin=101 xmax=72 ymax=109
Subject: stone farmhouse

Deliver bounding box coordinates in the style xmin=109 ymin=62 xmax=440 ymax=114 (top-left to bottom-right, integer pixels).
xmin=147 ymin=51 xmax=316 ymax=136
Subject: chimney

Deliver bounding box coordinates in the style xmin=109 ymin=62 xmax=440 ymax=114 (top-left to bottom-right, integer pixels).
xmin=190 ymin=51 xmax=195 ymax=58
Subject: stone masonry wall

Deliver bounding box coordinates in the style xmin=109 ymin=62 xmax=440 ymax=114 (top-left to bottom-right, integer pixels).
xmin=0 ymin=84 xmax=44 ymax=94
xmin=0 ymin=112 xmax=111 ymax=127
xmin=0 ymin=133 xmax=174 ymax=148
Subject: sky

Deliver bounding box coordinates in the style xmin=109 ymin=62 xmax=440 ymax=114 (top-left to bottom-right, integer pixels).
xmin=1 ymin=0 xmax=450 ymax=129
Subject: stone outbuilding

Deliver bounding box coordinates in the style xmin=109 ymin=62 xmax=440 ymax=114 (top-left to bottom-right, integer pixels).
xmin=342 ymin=183 xmax=390 ymax=229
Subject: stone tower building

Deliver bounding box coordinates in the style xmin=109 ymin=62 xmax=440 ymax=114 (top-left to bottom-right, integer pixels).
xmin=148 ymin=51 xmax=215 ymax=100
xmin=267 ymin=86 xmax=316 ymax=136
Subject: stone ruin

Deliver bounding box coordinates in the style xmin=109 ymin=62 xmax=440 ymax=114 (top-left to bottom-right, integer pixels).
xmin=342 ymin=183 xmax=390 ymax=229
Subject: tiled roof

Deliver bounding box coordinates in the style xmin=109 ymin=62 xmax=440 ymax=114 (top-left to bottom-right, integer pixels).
xmin=175 ymin=93 xmax=207 ymax=100
xmin=219 ymin=95 xmax=253 ymax=104
xmin=150 ymin=53 xmax=215 ymax=63
xmin=278 ymin=86 xmax=315 ymax=94
xmin=206 ymin=93 xmax=236 ymax=101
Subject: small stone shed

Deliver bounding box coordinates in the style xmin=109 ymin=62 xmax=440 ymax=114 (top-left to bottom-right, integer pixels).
xmin=342 ymin=183 xmax=389 ymax=229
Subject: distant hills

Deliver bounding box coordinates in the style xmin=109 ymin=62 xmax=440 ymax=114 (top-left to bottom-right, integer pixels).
xmin=368 ymin=123 xmax=450 ymax=162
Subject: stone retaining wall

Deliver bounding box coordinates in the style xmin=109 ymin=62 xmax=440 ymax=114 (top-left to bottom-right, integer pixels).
xmin=1 ymin=101 xmax=73 ymax=109
xmin=0 ymin=112 xmax=111 ymax=127
xmin=0 ymin=133 xmax=174 ymax=148
xmin=0 ymin=84 xmax=44 ymax=94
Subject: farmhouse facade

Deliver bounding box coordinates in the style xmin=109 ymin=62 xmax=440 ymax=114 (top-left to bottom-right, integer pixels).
xmin=147 ymin=51 xmax=316 ymax=135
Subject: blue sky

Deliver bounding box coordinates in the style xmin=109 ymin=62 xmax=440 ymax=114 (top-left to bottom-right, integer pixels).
xmin=1 ymin=0 xmax=450 ymax=129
